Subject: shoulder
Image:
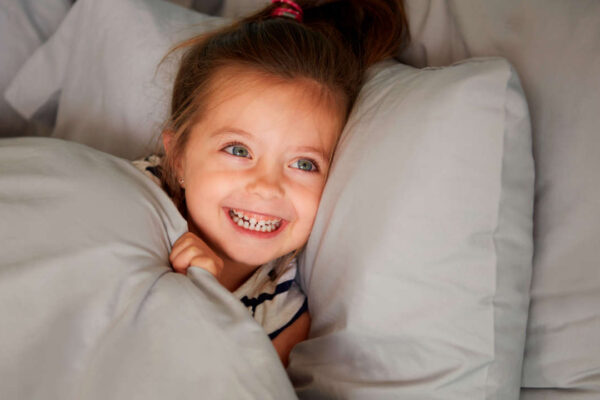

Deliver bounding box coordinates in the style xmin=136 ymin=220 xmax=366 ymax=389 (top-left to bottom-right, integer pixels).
xmin=271 ymin=310 xmax=310 ymax=367
xmin=131 ymin=154 xmax=163 ymax=186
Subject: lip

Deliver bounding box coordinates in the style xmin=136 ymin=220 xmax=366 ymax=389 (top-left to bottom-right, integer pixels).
xmin=223 ymin=207 xmax=288 ymax=239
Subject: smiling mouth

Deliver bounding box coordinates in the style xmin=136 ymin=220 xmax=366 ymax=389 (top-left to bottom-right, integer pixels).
xmin=228 ymin=209 xmax=283 ymax=233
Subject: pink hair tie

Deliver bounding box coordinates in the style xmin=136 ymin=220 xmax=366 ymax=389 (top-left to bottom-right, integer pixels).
xmin=270 ymin=0 xmax=303 ymax=22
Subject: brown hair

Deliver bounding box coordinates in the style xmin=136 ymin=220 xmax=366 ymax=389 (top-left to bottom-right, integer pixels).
xmin=161 ymin=0 xmax=409 ymax=214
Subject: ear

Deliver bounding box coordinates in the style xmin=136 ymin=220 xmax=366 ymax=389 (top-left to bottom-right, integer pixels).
xmin=162 ymin=130 xmax=184 ymax=184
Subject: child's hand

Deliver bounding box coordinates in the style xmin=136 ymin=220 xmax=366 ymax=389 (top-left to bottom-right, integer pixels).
xmin=170 ymin=232 xmax=224 ymax=279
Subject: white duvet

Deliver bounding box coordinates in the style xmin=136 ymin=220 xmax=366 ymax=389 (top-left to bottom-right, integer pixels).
xmin=0 ymin=137 xmax=295 ymax=400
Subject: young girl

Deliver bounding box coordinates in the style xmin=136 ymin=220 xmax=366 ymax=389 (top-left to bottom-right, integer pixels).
xmin=135 ymin=0 xmax=408 ymax=366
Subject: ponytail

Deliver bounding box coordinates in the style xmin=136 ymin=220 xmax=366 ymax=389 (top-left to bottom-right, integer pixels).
xmin=299 ymin=0 xmax=409 ymax=71
xmin=236 ymin=0 xmax=410 ymax=96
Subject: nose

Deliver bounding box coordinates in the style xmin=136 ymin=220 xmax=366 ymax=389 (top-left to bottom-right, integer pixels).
xmin=245 ymin=160 xmax=285 ymax=200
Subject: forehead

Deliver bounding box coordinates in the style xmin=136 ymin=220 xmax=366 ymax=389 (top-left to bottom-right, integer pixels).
xmin=197 ymin=66 xmax=344 ymax=154
xmin=207 ymin=65 xmax=341 ymax=109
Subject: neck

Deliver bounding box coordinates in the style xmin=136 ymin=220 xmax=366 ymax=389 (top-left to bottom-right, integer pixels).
xmin=218 ymin=258 xmax=258 ymax=292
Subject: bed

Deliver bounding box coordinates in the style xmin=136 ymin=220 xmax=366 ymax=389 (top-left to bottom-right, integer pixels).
xmin=1 ymin=0 xmax=599 ymax=399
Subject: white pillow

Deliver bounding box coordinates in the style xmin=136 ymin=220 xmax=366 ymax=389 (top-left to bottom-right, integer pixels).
xmin=288 ymin=58 xmax=535 ymax=399
xmin=0 ymin=0 xmax=71 ymax=137
xmin=170 ymin=0 xmax=224 ymax=15
xmin=221 ymin=0 xmax=268 ymax=18
xmin=398 ymin=1 xmax=600 ymax=397
xmin=5 ymin=0 xmax=224 ymax=160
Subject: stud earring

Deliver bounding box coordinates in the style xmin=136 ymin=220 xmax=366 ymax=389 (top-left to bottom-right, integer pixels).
xmin=178 ymin=177 xmax=184 ymax=184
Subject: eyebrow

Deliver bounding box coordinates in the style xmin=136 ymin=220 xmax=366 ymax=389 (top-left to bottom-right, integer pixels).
xmin=293 ymin=146 xmax=330 ymax=163
xmin=209 ymin=127 xmax=253 ymax=139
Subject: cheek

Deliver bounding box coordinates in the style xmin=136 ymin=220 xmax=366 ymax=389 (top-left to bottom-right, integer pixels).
xmin=289 ymin=186 xmax=322 ymax=249
xmin=184 ymin=170 xmax=232 ymax=211
xmin=292 ymin=183 xmax=324 ymax=228
xmin=183 ymin=172 xmax=234 ymax=238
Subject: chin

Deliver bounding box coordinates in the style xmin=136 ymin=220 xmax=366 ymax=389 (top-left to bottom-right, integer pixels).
xmin=222 ymin=243 xmax=283 ymax=267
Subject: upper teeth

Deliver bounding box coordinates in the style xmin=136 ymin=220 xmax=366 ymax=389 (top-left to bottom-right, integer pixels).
xmin=229 ymin=209 xmax=282 ymax=232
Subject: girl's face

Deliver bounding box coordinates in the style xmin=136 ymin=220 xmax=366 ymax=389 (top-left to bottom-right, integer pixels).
xmin=168 ymin=68 xmax=343 ymax=268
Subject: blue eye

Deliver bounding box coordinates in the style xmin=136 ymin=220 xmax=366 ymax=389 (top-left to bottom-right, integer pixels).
xmin=223 ymin=144 xmax=250 ymax=158
xmin=291 ymin=158 xmax=318 ymax=172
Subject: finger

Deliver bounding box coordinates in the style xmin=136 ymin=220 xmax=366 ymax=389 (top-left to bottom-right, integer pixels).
xmin=170 ymin=232 xmax=201 ymax=263
xmin=169 ymin=242 xmax=188 ymax=267
xmin=171 ymin=245 xmax=205 ymax=274
xmin=171 ymin=232 xmax=194 ymax=251
xmin=189 ymin=255 xmax=223 ymax=278
xmin=170 ymin=234 xmax=188 ymax=262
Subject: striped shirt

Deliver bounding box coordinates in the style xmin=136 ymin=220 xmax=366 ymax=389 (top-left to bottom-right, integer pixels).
xmin=132 ymin=155 xmax=308 ymax=339
xmin=235 ymin=256 xmax=307 ymax=339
